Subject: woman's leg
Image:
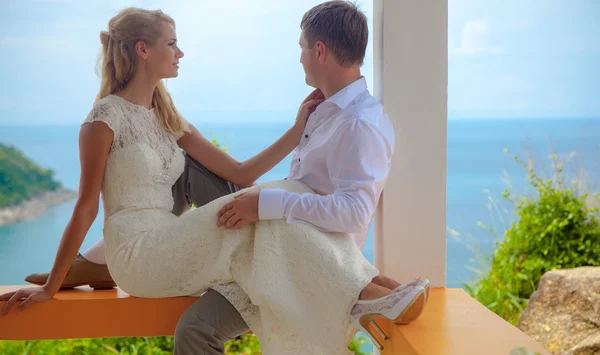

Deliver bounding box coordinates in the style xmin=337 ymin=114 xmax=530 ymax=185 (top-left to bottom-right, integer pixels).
xmin=81 ymin=238 xmax=107 ymax=264
xmin=25 ymin=153 xmax=240 ymax=289
xmin=109 ymin=178 xmax=423 ymax=354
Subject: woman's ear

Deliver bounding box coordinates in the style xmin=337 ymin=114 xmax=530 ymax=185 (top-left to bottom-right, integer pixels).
xmin=135 ymin=41 xmax=148 ymax=60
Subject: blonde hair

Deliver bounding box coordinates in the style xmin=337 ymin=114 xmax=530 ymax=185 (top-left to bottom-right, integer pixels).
xmin=97 ymin=7 xmax=188 ymax=136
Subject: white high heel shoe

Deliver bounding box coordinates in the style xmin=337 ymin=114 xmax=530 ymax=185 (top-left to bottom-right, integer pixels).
xmin=371 ymin=277 xmax=431 ymax=340
xmin=396 ymin=277 xmax=431 ymax=305
xmin=350 ymin=285 xmax=426 ymax=351
xmin=369 ymin=277 xmax=431 ymax=341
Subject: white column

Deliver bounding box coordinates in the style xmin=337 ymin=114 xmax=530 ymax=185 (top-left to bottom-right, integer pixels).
xmin=373 ymin=0 xmax=448 ymax=287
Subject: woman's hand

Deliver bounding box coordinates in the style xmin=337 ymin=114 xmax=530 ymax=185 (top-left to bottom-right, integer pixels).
xmin=0 ymin=286 xmax=55 ymax=317
xmin=294 ymin=88 xmax=325 ymax=130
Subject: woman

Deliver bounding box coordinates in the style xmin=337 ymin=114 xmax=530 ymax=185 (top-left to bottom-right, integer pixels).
xmin=1 ymin=8 xmax=426 ymax=354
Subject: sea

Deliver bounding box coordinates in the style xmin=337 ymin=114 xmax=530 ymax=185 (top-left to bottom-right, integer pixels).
xmin=1 ymin=118 xmax=599 ymax=287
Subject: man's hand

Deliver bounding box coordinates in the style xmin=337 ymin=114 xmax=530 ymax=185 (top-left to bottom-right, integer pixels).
xmin=217 ymin=190 xmax=260 ymax=229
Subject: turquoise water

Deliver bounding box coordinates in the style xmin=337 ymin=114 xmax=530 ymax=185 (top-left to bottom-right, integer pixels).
xmin=1 ymin=118 xmax=599 ymax=287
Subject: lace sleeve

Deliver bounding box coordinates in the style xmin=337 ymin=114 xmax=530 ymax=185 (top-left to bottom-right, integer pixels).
xmin=82 ymin=101 xmax=120 ymax=146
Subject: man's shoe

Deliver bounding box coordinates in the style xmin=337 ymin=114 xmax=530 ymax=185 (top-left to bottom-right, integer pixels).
xmin=24 ymin=253 xmax=116 ymax=289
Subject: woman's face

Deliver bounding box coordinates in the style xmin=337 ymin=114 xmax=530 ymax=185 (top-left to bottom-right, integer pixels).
xmin=144 ymin=22 xmax=184 ymax=80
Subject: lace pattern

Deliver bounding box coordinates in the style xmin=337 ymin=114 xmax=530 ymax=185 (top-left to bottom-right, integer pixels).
xmin=350 ymin=286 xmax=423 ymax=319
xmin=82 ymin=95 xmax=185 ymax=221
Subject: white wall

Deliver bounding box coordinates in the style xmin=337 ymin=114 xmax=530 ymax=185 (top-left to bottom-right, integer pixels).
xmin=373 ymin=0 xmax=448 ymax=287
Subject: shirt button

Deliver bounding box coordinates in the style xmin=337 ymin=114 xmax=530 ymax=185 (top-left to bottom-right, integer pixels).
xmin=298 ymin=158 xmax=301 ymax=162
xmin=304 ymin=134 xmax=309 ymax=138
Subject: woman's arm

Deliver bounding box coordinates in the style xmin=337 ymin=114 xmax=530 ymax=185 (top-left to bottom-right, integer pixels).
xmin=44 ymin=122 xmax=112 ymax=292
xmin=178 ymin=89 xmax=324 ymax=187
xmin=1 ymin=122 xmax=113 ymax=315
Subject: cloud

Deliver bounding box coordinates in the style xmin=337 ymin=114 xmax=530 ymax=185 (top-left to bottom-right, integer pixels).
xmin=451 ymin=20 xmax=503 ymax=55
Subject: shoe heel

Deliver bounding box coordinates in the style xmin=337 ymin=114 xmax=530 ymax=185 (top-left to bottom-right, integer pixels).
xmin=371 ymin=320 xmax=388 ymax=340
xmin=395 ymin=290 xmax=426 ymax=324
xmin=90 ymin=282 xmax=117 ymax=290
xmin=353 ymin=315 xmax=385 ymax=351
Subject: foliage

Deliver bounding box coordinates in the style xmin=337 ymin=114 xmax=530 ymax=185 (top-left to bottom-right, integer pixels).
xmin=0 ymin=334 xmax=373 ymax=354
xmin=0 ymin=143 xmax=61 ymax=207
xmin=462 ymin=150 xmax=600 ymax=325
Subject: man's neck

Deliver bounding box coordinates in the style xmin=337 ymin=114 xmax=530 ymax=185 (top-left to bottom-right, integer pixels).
xmin=320 ymin=67 xmax=362 ymax=99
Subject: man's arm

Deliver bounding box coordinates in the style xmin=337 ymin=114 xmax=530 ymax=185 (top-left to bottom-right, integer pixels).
xmin=259 ymin=119 xmax=392 ymax=233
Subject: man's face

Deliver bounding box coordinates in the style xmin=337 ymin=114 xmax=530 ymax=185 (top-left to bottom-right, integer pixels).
xmin=299 ymin=31 xmax=319 ymax=88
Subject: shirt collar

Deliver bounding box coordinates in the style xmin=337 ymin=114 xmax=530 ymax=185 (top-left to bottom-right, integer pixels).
xmin=324 ymin=76 xmax=368 ymax=110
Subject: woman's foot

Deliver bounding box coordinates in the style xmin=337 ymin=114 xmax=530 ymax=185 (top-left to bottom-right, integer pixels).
xmin=366 ymin=277 xmax=431 ymax=340
xmin=358 ymin=282 xmax=394 ymax=301
xmin=395 ymin=277 xmax=431 ymax=303
xmin=372 ymin=274 xmax=402 ymax=290
xmin=362 ymin=276 xmax=431 ymax=343
xmin=24 ymin=253 xmax=116 ymax=290
xmin=351 ymin=285 xmax=426 ymax=351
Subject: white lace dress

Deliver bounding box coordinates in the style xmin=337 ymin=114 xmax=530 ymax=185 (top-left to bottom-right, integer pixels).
xmin=84 ymin=95 xmax=379 ymax=355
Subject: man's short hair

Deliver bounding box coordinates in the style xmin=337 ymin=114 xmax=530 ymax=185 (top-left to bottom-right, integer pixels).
xmin=301 ymin=1 xmax=368 ymax=67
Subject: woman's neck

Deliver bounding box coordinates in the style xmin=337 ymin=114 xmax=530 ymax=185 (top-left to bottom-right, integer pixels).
xmin=115 ymin=73 xmax=158 ymax=110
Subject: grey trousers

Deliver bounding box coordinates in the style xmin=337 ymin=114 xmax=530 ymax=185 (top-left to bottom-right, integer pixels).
xmin=171 ymin=153 xmax=251 ymax=355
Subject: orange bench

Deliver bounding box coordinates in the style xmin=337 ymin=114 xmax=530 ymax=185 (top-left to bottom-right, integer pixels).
xmin=0 ymin=286 xmax=549 ymax=354
xmin=373 ymin=288 xmax=549 ymax=354
xmin=0 ymin=286 xmax=196 ymax=339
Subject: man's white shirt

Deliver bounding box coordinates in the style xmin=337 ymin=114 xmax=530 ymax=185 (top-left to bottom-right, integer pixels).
xmin=258 ymin=77 xmax=395 ymax=250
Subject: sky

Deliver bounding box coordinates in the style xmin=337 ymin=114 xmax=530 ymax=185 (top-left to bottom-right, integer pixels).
xmin=0 ymin=0 xmax=598 ymax=125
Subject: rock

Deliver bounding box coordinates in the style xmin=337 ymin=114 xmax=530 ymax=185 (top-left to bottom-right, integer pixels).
xmin=510 ymin=346 xmax=545 ymax=355
xmin=518 ymin=267 xmax=600 ymax=355
xmin=0 ymin=188 xmax=77 ymax=226
xmin=570 ymin=333 xmax=600 ymax=355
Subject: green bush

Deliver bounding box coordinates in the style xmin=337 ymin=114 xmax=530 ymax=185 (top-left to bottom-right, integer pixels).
xmin=0 ymin=143 xmax=61 ymax=207
xmin=0 ymin=334 xmax=372 ymax=354
xmin=463 ymin=150 xmax=600 ymax=325
xmin=0 ymin=337 xmax=173 ymax=355
xmin=0 ymin=335 xmax=259 ymax=354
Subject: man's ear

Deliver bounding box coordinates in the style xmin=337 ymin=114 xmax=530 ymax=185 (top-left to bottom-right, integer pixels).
xmin=316 ymin=41 xmax=327 ymax=64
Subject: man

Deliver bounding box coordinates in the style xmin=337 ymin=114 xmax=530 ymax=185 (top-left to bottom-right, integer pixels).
xmin=26 ymin=2 xmax=426 ymax=353
xmin=187 ymin=1 xmax=408 ymax=353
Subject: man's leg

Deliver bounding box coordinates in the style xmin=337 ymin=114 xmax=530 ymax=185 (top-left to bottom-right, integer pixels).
xmin=172 ymin=152 xmax=240 ymax=215
xmin=174 ymin=289 xmax=250 ymax=355
xmin=172 ymin=154 xmax=248 ymax=354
